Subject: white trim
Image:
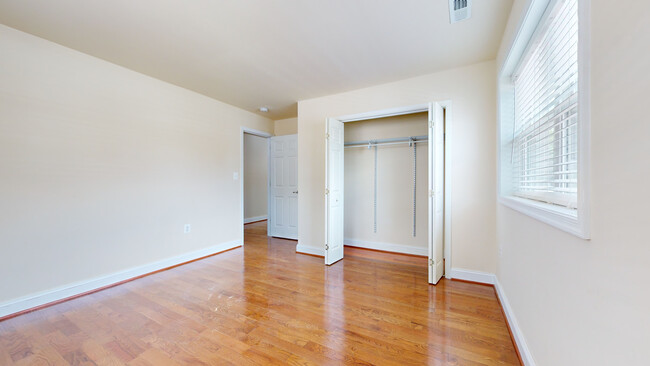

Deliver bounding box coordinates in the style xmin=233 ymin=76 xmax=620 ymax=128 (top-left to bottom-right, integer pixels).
xmin=439 ymin=100 xmax=453 ymax=279
xmin=498 ymin=0 xmax=551 ymax=77
xmin=0 ymin=240 xmax=242 ymax=319
xmin=344 ymin=239 xmax=427 ymax=256
xmin=497 ymin=0 xmax=590 ymax=239
xmin=296 ymin=243 xmax=325 ymax=257
xmin=240 ymin=127 xmax=272 ymax=243
xmin=244 ymin=215 xmax=267 ymax=224
xmin=242 ymin=127 xmax=273 ymax=138
xmin=510 ymin=0 xmax=562 ymax=79
xmin=445 ymin=269 xmax=537 ymax=364
xmin=448 ymin=268 xmax=496 ymax=285
xmin=499 ymin=196 xmax=585 ymax=237
xmin=495 ymin=279 xmax=537 ymax=366
xmin=337 ymin=103 xmax=428 ymax=123
xmin=576 ymin=0 xmax=591 ymax=239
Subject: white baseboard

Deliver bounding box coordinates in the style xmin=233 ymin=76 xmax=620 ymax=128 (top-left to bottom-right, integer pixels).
xmin=296 ymin=243 xmax=324 ymax=257
xmin=244 ymin=215 xmax=267 ymax=224
xmin=344 ymin=238 xmax=428 ymax=256
xmin=448 ymin=269 xmax=534 ymax=364
xmin=494 ymin=279 xmax=536 ymax=366
xmin=0 ymin=239 xmax=242 ymax=319
xmin=448 ymin=268 xmax=497 ymax=285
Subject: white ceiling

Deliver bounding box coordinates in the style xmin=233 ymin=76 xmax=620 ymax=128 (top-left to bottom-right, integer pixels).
xmin=0 ymin=0 xmax=513 ymax=120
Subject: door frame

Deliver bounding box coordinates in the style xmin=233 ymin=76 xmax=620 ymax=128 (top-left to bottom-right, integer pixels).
xmin=326 ymin=101 xmax=453 ymax=278
xmin=439 ymin=100 xmax=453 ymax=279
xmin=240 ymin=127 xmax=273 ymax=244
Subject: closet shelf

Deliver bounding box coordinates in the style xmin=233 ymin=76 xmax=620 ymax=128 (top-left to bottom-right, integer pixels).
xmin=344 ymin=135 xmax=428 ymax=148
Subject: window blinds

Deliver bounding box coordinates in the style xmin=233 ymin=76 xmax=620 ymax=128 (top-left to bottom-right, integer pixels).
xmin=512 ymin=0 xmax=578 ymax=209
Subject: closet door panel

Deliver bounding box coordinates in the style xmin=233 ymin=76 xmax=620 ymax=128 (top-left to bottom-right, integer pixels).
xmin=326 ymin=118 xmax=345 ymax=265
xmin=428 ymin=103 xmax=445 ymax=284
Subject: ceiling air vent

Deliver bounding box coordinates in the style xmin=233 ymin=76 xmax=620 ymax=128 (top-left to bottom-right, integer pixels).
xmin=449 ymin=0 xmax=472 ymax=23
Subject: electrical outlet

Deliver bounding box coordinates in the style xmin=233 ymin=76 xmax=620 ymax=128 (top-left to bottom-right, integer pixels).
xmin=184 ymin=224 xmax=191 ymax=234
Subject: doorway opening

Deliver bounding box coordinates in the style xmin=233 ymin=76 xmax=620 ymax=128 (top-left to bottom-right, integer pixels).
xmin=344 ymin=113 xmax=429 ymax=255
xmin=240 ymin=128 xmax=271 ymax=244
xmin=241 ymin=128 xmax=299 ymax=246
xmin=325 ymin=102 xmax=451 ymax=284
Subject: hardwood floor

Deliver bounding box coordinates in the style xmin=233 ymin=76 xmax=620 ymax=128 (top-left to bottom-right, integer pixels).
xmin=0 ymin=221 xmax=520 ymax=365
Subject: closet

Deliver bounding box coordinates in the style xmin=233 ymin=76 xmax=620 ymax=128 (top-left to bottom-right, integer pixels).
xmin=343 ymin=112 xmax=429 ymax=255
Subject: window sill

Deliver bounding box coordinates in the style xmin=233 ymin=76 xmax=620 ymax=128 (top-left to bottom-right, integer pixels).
xmin=499 ymin=196 xmax=589 ymax=239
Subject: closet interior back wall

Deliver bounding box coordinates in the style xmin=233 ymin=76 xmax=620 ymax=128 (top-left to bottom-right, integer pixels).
xmin=344 ymin=113 xmax=429 ymax=255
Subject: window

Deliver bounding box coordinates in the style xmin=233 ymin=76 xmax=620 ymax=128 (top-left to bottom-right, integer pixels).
xmin=498 ymin=0 xmax=590 ymax=238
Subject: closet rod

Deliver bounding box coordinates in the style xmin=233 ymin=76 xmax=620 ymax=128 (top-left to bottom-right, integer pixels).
xmin=344 ymin=135 xmax=428 ymax=148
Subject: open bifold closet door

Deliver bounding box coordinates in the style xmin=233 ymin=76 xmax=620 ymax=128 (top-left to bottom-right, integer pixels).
xmin=325 ymin=118 xmax=345 ymax=265
xmin=428 ymin=102 xmax=445 ymax=284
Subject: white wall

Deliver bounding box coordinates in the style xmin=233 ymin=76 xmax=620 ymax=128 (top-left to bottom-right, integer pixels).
xmin=496 ymin=1 xmax=650 ymax=365
xmin=274 ymin=117 xmax=297 ymax=136
xmin=344 ymin=113 xmax=429 ymax=253
xmin=0 ymin=24 xmax=273 ymax=306
xmin=298 ymin=61 xmax=498 ymax=272
xmin=243 ymin=133 xmax=268 ymax=221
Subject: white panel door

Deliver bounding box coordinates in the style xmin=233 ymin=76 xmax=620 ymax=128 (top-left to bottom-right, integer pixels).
xmin=325 ymin=118 xmax=344 ymax=265
xmin=429 ymin=103 xmax=445 ymax=284
xmin=269 ymin=134 xmax=298 ymax=240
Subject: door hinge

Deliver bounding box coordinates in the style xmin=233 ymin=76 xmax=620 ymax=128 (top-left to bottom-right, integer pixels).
xmin=326 ymin=133 xmax=330 ymax=139
xmin=429 ymin=258 xmax=434 ymax=266
xmin=325 ymin=188 xmax=330 ymax=195
xmin=325 ymin=244 xmax=329 ymax=250
xmin=429 ymin=190 xmax=435 ymax=197
xmin=429 ymin=120 xmax=434 ymax=128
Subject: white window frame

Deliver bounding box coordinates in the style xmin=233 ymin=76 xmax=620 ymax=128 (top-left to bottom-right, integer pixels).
xmin=498 ymin=0 xmax=590 ymax=239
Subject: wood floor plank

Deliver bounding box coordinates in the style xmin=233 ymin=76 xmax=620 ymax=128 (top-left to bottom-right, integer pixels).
xmin=0 ymin=221 xmax=520 ymax=365
xmin=0 ymin=346 xmax=15 ymax=366
xmin=12 ymin=343 xmax=69 ymax=366
xmin=81 ymin=339 xmax=126 ymax=366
